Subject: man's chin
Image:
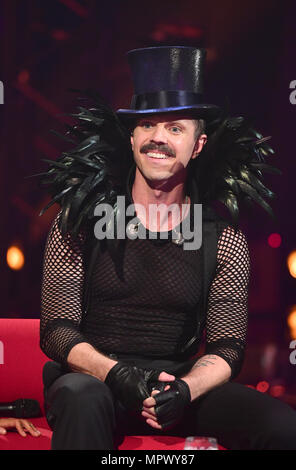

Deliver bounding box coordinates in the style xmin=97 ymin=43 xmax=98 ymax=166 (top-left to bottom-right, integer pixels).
xmin=143 ymin=171 xmax=173 ymax=185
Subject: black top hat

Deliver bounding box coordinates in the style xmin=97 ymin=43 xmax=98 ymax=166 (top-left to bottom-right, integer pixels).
xmin=116 ymin=46 xmax=220 ymax=121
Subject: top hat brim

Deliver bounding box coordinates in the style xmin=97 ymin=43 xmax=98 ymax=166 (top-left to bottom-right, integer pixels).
xmin=116 ymin=104 xmax=221 ymax=121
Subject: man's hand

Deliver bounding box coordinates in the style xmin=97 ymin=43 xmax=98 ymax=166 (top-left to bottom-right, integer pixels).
xmin=142 ymin=375 xmax=191 ymax=430
xmin=105 ymin=363 xmax=175 ymax=414
xmin=0 ymin=418 xmax=41 ymax=437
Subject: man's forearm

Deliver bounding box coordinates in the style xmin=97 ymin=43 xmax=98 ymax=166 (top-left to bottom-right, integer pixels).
xmin=181 ymin=354 xmax=231 ymax=402
xmin=67 ymin=342 xmax=118 ymax=382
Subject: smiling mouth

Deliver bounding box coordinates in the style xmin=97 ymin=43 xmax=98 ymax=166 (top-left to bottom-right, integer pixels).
xmin=146 ymin=152 xmax=173 ymax=159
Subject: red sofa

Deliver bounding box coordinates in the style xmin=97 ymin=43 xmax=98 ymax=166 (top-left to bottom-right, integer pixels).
xmin=0 ymin=318 xmax=225 ymax=450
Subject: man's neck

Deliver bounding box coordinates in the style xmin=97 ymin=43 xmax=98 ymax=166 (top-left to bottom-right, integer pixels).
xmin=131 ymin=168 xmax=190 ymax=232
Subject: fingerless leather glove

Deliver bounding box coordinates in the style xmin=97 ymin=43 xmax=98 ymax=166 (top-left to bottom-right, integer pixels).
xmin=105 ymin=362 xmax=160 ymax=413
xmin=153 ymin=378 xmax=191 ymax=429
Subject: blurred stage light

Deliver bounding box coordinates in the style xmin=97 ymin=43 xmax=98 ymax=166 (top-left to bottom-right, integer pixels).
xmin=287 ymin=250 xmax=296 ymax=278
xmin=287 ymin=306 xmax=296 ymax=339
xmin=269 ymin=385 xmax=285 ymax=397
xmin=6 ymin=246 xmax=25 ymax=271
xmin=51 ymin=30 xmax=70 ymax=41
xmin=150 ymin=23 xmax=203 ymax=42
xmin=267 ymin=233 xmax=282 ymax=248
xmin=17 ymin=70 xmax=30 ymax=84
xmin=256 ymin=381 xmax=270 ymax=393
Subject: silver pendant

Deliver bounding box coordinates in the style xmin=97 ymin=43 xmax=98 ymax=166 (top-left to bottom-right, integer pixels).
xmin=126 ymin=221 xmax=140 ymax=237
xmin=171 ymin=229 xmax=184 ymax=245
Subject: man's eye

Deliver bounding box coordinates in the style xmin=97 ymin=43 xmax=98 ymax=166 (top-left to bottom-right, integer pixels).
xmin=142 ymin=122 xmax=153 ymax=128
xmin=170 ymin=126 xmax=181 ymax=133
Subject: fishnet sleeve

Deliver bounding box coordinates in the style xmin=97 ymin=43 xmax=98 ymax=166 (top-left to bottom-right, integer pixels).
xmin=40 ymin=210 xmax=88 ymax=366
xmin=204 ymin=225 xmax=250 ymax=380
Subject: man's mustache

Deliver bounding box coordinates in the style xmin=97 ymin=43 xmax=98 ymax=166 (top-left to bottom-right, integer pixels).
xmin=140 ymin=143 xmax=175 ymax=158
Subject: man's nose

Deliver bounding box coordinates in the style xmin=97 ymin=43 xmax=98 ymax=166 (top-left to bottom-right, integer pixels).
xmin=150 ymin=125 xmax=167 ymax=144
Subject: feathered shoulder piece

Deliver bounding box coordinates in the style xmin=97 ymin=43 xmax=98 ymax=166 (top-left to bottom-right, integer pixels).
xmin=194 ymin=107 xmax=282 ymax=229
xmin=35 ymin=89 xmax=133 ymax=238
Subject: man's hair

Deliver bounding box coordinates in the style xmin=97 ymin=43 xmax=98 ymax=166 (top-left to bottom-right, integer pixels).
xmin=194 ymin=119 xmax=206 ymax=139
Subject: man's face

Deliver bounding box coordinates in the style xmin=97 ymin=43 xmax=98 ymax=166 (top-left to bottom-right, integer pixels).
xmin=130 ymin=113 xmax=207 ymax=184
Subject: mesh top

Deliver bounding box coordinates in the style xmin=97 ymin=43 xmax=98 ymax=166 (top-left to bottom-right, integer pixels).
xmin=40 ymin=207 xmax=250 ymax=380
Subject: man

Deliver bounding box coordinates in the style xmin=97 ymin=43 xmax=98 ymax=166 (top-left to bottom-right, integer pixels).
xmin=39 ymin=46 xmax=296 ymax=450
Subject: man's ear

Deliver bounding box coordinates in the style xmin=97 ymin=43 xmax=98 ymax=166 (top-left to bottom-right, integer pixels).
xmin=192 ymin=134 xmax=207 ymax=159
xmin=130 ymin=132 xmax=134 ymax=151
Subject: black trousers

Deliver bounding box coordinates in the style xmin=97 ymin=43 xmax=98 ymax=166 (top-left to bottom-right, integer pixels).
xmin=43 ymin=360 xmax=296 ymax=450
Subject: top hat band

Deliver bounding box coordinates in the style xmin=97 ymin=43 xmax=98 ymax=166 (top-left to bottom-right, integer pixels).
xmin=130 ymin=90 xmax=204 ymax=111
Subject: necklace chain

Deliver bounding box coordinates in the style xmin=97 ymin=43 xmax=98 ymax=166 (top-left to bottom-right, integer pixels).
xmin=126 ymin=195 xmax=190 ymax=246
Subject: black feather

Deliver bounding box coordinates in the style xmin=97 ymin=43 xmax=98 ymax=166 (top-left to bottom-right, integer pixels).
xmin=32 ymin=88 xmax=133 ymax=239
xmin=194 ymin=109 xmax=280 ymax=224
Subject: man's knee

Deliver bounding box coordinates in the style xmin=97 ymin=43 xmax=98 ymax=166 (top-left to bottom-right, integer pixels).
xmin=257 ymin=399 xmax=296 ymax=450
xmin=46 ymin=372 xmax=117 ymax=449
xmin=63 ymin=374 xmax=112 ymax=403
xmin=46 ymin=371 xmax=115 ymax=424
xmin=230 ymin=384 xmax=296 ymax=449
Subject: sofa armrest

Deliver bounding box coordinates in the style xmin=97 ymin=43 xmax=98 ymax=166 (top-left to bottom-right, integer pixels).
xmin=0 ymin=319 xmax=49 ymax=413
